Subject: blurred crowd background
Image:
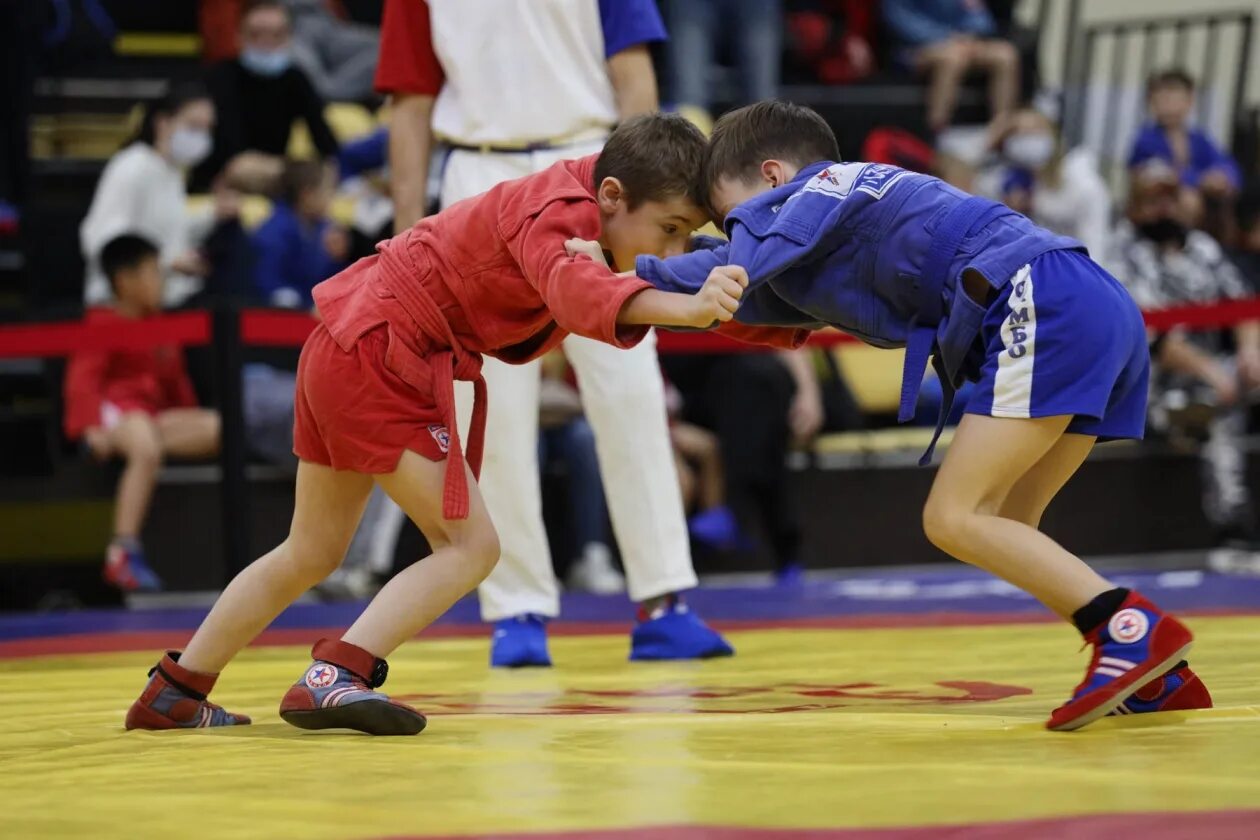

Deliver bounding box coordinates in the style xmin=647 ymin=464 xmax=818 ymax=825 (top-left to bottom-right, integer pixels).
xmin=3 ymin=0 xmax=1260 ymax=611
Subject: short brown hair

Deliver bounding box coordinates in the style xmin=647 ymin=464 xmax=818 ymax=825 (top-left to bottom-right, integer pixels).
xmin=595 ymin=113 xmax=707 ymax=210
xmin=1148 ymin=68 xmax=1195 ymax=95
xmin=703 ymin=101 xmax=840 ymax=204
xmin=278 ymin=159 xmax=326 ymax=205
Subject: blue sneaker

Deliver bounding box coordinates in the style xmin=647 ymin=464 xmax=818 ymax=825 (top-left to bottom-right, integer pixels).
xmin=688 ymin=505 xmax=754 ymax=551
xmin=630 ymin=596 xmax=735 ymax=661
xmin=279 ymin=639 xmax=426 ymax=735
xmin=104 ymin=539 xmax=163 ymax=593
xmin=490 ymin=614 xmax=553 ymax=668
xmin=774 ymin=561 xmax=807 ymax=587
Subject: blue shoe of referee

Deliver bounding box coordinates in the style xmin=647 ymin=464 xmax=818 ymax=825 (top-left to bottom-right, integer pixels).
xmin=490 ymin=614 xmax=553 ymax=668
xmin=630 ymin=595 xmax=734 ymax=661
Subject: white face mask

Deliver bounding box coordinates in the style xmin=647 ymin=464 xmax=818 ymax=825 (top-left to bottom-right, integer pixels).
xmin=1004 ymin=133 xmax=1056 ymax=170
xmin=168 ymin=126 xmax=212 ymax=167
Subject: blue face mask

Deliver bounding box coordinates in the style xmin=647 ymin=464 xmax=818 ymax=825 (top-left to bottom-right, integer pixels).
xmin=240 ymin=47 xmax=292 ymax=78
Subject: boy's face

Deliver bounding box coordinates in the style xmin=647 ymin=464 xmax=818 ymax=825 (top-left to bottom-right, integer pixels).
xmin=1150 ymin=84 xmax=1193 ymax=128
xmin=709 ymin=161 xmax=802 ymax=226
xmin=597 ymin=179 xmax=707 ymax=270
xmin=116 ymin=257 xmax=163 ymax=312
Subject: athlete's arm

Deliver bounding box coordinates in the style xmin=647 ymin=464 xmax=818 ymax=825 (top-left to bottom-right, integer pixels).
xmin=388 ymin=95 xmax=436 ymax=231
xmin=376 ymin=0 xmax=443 ymax=231
xmin=607 ymin=45 xmax=658 ymax=119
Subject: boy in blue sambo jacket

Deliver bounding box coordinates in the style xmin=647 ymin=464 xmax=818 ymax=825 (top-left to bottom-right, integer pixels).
xmin=580 ymin=101 xmax=1213 ymax=731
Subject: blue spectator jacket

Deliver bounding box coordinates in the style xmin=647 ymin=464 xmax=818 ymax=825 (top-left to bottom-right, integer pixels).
xmin=1128 ymin=122 xmax=1242 ymax=190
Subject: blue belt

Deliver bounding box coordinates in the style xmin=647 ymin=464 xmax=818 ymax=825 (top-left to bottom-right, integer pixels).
xmin=898 ymin=196 xmax=1010 ymax=466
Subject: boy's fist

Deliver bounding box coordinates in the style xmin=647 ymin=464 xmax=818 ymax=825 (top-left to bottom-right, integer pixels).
xmin=690 ymin=265 xmax=748 ymax=328
xmin=564 ymin=238 xmax=609 ymax=266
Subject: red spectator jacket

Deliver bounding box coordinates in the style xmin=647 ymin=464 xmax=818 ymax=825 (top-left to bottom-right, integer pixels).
xmin=62 ymin=308 xmax=198 ymax=440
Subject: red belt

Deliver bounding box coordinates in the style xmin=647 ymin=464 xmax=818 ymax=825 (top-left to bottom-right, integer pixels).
xmin=376 ymin=245 xmax=487 ymax=521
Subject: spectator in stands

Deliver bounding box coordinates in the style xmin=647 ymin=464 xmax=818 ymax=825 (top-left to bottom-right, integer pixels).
xmin=80 ymin=83 xmax=238 ymax=307
xmin=1131 ymin=70 xmax=1243 ymax=242
xmin=538 ymin=354 xmax=625 ymax=594
xmin=1230 ymin=189 xmax=1260 ymax=285
xmin=282 ymin=0 xmax=380 ymax=103
xmin=1130 ymin=70 xmax=1241 ymax=199
xmin=665 ymin=0 xmax=783 ymax=129
xmin=194 ymin=0 xmax=339 ymax=192
xmin=251 ymin=159 xmax=350 ymax=308
xmin=784 ymin=0 xmax=876 ymax=86
xmin=662 ymin=350 xmax=823 ymax=583
xmin=882 ymin=0 xmax=1019 ymax=136
xmin=999 ymin=108 xmax=1112 ymax=258
xmin=64 ymin=235 xmax=222 ymax=594
xmin=1107 ymin=161 xmax=1260 ymax=549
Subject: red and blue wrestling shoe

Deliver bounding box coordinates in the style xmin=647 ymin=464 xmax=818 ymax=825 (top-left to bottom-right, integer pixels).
xmin=1046 ymin=591 xmax=1194 ymax=731
xmin=103 ymin=538 xmax=163 ymax=593
xmin=1109 ymin=662 xmax=1213 ymax=717
xmin=124 ymin=652 xmax=251 ymax=730
xmin=279 ymin=638 xmax=427 ymax=736
xmin=630 ymin=595 xmax=735 ymax=661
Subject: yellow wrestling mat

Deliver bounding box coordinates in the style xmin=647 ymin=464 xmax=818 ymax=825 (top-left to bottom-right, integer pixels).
xmin=3 ymin=618 xmax=1260 ymax=839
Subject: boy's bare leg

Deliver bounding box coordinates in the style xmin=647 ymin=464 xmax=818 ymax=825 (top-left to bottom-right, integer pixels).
xmin=179 ymin=461 xmax=374 ymax=674
xmin=917 ymin=38 xmax=972 ymax=133
xmin=976 ymin=39 xmax=1020 ymax=138
xmin=156 ymin=408 xmax=221 ymax=459
xmin=106 ymin=412 xmax=164 ymax=539
xmin=341 ymin=450 xmax=500 ymax=657
xmin=923 ymin=413 xmax=1111 ymax=618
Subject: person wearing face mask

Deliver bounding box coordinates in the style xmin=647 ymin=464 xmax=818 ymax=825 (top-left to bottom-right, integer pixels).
xmin=80 ymin=84 xmax=231 ymax=306
xmin=1106 ymin=161 xmax=1260 ymax=552
xmin=999 ymin=108 xmax=1112 ymax=260
xmin=193 ymin=0 xmax=338 ymax=193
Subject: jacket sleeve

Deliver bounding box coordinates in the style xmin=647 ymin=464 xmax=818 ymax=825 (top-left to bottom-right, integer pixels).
xmin=715 ymin=321 xmax=811 ymax=349
xmin=635 ymin=242 xmax=728 ymax=294
xmin=510 ymin=200 xmax=653 ymax=348
xmin=63 ymin=350 xmax=108 ymax=440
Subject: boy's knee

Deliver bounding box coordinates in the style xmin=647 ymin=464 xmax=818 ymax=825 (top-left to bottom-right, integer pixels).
xmin=922 ymin=496 xmax=967 ymax=554
xmin=281 ymin=536 xmax=345 ymax=582
xmin=470 ymin=526 xmax=501 ymax=581
xmin=119 ymin=418 xmax=163 ymax=469
xmin=983 ymin=40 xmax=1019 ymax=69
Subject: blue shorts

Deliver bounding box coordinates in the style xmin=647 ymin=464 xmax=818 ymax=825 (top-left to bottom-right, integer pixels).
xmin=966 ymin=249 xmax=1150 ymax=441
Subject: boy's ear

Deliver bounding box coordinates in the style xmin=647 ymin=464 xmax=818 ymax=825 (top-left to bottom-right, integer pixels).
xmin=760 ymin=160 xmax=793 ymax=188
xmin=596 ymin=176 xmax=626 ymax=213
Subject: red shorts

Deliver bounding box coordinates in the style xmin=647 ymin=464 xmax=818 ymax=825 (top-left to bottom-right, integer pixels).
xmin=293 ymin=323 xmax=451 ymax=473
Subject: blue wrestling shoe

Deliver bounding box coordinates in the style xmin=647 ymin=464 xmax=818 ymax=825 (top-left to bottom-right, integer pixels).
xmin=103 ymin=538 xmax=163 ymax=593
xmin=1046 ymin=591 xmax=1193 ymax=731
xmin=630 ymin=595 xmax=735 ymax=661
xmin=279 ymin=639 xmax=426 ymax=735
xmin=490 ymin=614 xmax=553 ymax=668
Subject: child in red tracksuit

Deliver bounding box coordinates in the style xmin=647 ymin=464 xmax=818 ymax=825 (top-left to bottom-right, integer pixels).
xmin=124 ymin=114 xmax=806 ymax=735
xmin=63 ymin=234 xmax=221 ymax=594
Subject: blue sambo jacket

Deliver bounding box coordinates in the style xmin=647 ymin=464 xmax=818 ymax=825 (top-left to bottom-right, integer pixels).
xmin=635 ymin=161 xmax=1085 ymax=463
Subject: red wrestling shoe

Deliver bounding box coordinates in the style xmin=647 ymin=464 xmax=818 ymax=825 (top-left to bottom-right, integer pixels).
xmin=1046 ymin=592 xmax=1194 ymax=731
xmin=125 ymin=652 xmax=251 ymax=730
xmin=278 ymin=638 xmax=426 ymax=736
xmin=1110 ymin=662 xmax=1213 ymax=716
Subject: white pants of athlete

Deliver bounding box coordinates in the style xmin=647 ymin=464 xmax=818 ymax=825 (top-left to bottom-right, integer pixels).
xmin=358 ymin=141 xmax=698 ymax=621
